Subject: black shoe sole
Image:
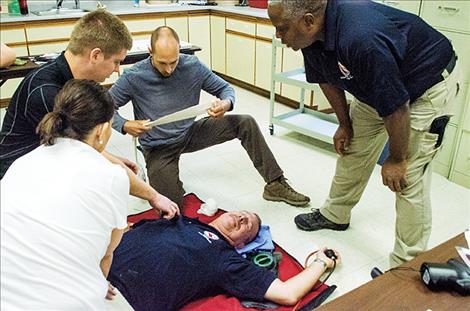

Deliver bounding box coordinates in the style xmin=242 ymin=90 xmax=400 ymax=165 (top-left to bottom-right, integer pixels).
xmin=294 ymin=219 xmax=349 ymax=232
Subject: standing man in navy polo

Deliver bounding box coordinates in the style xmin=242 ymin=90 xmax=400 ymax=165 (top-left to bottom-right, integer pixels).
xmin=268 ymin=0 xmax=460 ymax=266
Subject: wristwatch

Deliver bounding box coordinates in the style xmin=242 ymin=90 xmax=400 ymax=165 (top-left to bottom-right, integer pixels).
xmin=313 ymin=258 xmax=328 ymax=269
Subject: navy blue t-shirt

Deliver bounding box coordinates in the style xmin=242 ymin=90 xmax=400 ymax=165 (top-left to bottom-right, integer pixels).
xmin=108 ymin=217 xmax=277 ymax=311
xmin=302 ymin=0 xmax=453 ymax=117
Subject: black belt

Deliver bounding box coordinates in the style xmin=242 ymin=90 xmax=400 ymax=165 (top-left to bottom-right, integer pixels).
xmin=444 ymin=51 xmax=457 ymax=75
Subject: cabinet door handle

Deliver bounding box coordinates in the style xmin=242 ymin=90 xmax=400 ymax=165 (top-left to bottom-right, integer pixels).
xmin=384 ymin=0 xmax=400 ymax=6
xmin=438 ymin=6 xmax=460 ymax=14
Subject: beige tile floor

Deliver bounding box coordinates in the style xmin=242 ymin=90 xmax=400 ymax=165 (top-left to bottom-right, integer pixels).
xmin=105 ymin=86 xmax=470 ymax=310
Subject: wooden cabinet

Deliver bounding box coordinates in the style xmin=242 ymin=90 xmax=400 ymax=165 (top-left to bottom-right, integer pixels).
xmin=165 ymin=16 xmax=188 ymax=42
xmin=226 ymin=33 xmax=255 ymax=84
xmin=449 ymin=77 xmax=470 ymax=188
xmin=0 ymin=78 xmax=23 ymax=103
xmin=7 ymin=45 xmax=28 ymax=57
xmin=424 ymin=10 xmax=470 ymax=187
xmin=225 ymin=18 xmax=256 ymax=84
xmin=28 ymin=42 xmax=69 ymax=55
xmin=123 ymin=17 xmax=165 ymax=34
xmin=434 ymin=124 xmax=458 ymax=176
xmin=0 ymin=27 xmax=26 ymax=44
xmin=256 ymin=23 xmax=275 ymax=40
xmin=26 ymin=23 xmax=75 ymax=41
xmin=451 ymin=131 xmax=470 ymax=187
xmin=210 ymin=15 xmax=225 ymax=74
xmin=226 ymin=18 xmax=255 ymax=35
xmin=450 ymin=82 xmax=469 ymax=128
xmin=255 ymin=23 xmax=281 ymax=93
xmin=463 ymin=93 xmax=470 ymax=133
xmin=441 ymin=31 xmax=470 ymax=84
xmin=188 ymin=15 xmax=211 ymax=67
xmin=374 ymin=0 xmax=422 ymax=15
xmin=255 ymin=40 xmax=281 ymax=93
xmin=280 ymin=48 xmax=310 ymax=103
xmin=123 ymin=16 xmax=165 ymax=45
xmin=0 ymin=26 xmax=28 ymax=55
xmin=25 ymin=22 xmax=75 ymax=56
xmin=0 ymin=26 xmax=27 ymax=103
xmin=421 ymin=0 xmax=470 ymax=34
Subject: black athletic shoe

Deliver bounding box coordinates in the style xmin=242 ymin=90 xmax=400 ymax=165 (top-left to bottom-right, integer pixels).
xmin=294 ymin=209 xmax=349 ymax=231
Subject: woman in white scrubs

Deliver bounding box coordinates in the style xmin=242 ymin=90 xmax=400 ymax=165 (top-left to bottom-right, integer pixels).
xmin=1 ymin=79 xmax=129 ymax=310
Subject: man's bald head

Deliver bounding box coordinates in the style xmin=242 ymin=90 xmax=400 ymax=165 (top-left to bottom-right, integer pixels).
xmin=150 ymin=26 xmax=180 ymax=52
xmin=149 ymin=26 xmax=180 ymax=77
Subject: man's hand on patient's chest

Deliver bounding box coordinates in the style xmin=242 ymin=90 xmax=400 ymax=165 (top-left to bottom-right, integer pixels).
xmin=208 ymin=98 xmax=231 ymax=118
xmin=123 ymin=120 xmax=152 ymax=137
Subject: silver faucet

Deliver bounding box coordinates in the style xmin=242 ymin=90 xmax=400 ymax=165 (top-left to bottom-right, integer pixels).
xmin=96 ymin=1 xmax=107 ymax=9
xmin=56 ymin=0 xmax=80 ymax=10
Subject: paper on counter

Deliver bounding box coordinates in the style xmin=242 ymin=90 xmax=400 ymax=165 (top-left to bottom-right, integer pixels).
xmin=145 ymin=101 xmax=212 ymax=127
xmin=456 ymin=246 xmax=470 ymax=268
xmin=455 ymin=229 xmax=470 ymax=268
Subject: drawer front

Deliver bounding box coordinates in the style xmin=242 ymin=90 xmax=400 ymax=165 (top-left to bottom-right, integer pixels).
xmin=132 ymin=34 xmax=151 ymax=44
xmin=375 ymin=0 xmax=421 ymax=15
xmin=29 ymin=42 xmax=69 ymax=55
xmin=26 ymin=24 xmax=75 ymax=41
xmin=433 ymin=123 xmax=457 ymax=173
xmin=281 ymin=48 xmax=305 ymax=102
xmin=312 ymin=84 xmax=330 ymax=111
xmin=226 ymin=18 xmax=255 ymax=36
xmin=11 ymin=45 xmax=29 ymax=57
xmin=0 ymin=78 xmax=23 ymax=100
xmin=124 ymin=18 xmax=165 ymax=33
xmin=463 ymin=87 xmax=470 ymax=132
xmin=166 ymin=17 xmax=188 ymax=42
xmin=450 ymin=82 xmax=468 ymax=127
xmin=440 ymin=31 xmax=470 ymax=84
xmin=256 ymin=23 xmax=275 ymax=40
xmin=255 ymin=40 xmax=281 ymax=93
xmin=210 ymin=15 xmax=226 ymax=74
xmin=0 ymin=28 xmax=26 ymax=44
xmin=188 ymin=15 xmax=211 ymax=67
xmin=421 ymin=0 xmax=470 ymax=33
xmin=226 ymin=33 xmax=255 ymax=84
xmin=453 ymin=131 xmax=470 ymax=175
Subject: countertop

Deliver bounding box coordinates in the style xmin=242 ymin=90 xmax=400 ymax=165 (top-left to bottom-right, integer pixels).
xmin=0 ymin=2 xmax=269 ymax=24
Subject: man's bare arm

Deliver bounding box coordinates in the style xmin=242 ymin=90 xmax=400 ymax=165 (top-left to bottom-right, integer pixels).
xmin=319 ymin=84 xmax=353 ymax=155
xmin=382 ymin=102 xmax=410 ymax=192
xmin=264 ymin=248 xmax=340 ymax=305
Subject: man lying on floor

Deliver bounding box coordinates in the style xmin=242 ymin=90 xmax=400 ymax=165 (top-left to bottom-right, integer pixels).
xmin=108 ymin=211 xmax=341 ymax=311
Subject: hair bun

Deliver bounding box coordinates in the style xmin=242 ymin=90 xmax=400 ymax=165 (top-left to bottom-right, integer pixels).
xmin=57 ymin=110 xmax=67 ymax=120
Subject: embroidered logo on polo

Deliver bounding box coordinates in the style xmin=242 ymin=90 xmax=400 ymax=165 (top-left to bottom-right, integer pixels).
xmin=338 ymin=62 xmax=353 ymax=80
xmin=198 ymin=231 xmax=220 ymax=244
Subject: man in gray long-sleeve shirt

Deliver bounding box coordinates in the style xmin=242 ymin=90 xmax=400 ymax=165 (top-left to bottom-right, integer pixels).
xmin=110 ymin=26 xmax=310 ymax=207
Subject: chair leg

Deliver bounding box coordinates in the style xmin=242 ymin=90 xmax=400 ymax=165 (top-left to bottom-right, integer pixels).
xmin=133 ymin=137 xmax=148 ymax=182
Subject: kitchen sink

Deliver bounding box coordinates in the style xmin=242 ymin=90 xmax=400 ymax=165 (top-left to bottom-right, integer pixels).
xmin=31 ymin=8 xmax=88 ymax=16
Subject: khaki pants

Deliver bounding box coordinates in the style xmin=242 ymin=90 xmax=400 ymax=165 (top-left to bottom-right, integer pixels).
xmin=321 ymin=66 xmax=460 ymax=267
